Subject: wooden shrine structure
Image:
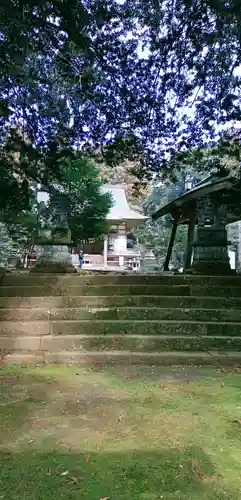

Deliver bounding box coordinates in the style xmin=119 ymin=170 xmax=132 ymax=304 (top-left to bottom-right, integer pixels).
xmin=152 ymin=172 xmax=241 ymax=274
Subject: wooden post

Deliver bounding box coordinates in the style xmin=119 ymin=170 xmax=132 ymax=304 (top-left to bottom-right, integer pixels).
xmin=164 ymin=219 xmax=178 ymax=271
xmin=184 ymin=208 xmax=196 ymax=270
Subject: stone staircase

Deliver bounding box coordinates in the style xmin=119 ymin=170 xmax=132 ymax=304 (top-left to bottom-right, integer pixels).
xmin=1 ymin=273 xmax=241 ymax=366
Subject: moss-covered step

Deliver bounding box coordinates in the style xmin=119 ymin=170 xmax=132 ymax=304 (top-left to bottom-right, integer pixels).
xmin=0 ymin=296 xmax=69 ymax=309
xmin=0 ymin=284 xmax=191 ymax=297
xmin=67 ymin=295 xmax=241 ymax=309
xmin=43 ymin=350 xmax=241 ymax=366
xmin=2 ymin=306 xmax=241 ymax=323
xmin=3 ymin=348 xmax=241 ymax=366
xmin=2 ymin=273 xmax=241 ymax=287
xmin=0 ymin=308 xmax=50 ymax=321
xmin=1 ymin=295 xmax=241 ymax=309
xmin=1 ymin=274 xmax=188 ymax=286
xmin=2 ymin=352 xmax=45 ymax=365
xmin=39 ymin=334 xmax=241 ymax=352
xmin=0 ymin=321 xmax=50 ymax=336
xmin=0 ymin=335 xmax=42 ymax=351
xmin=0 ymin=285 xmax=62 ymax=297
xmin=61 ymin=285 xmax=191 ymax=297
xmin=48 ymin=320 xmax=241 ymax=336
xmin=46 ymin=307 xmax=241 ymax=322
xmin=1 ymin=319 xmax=241 ymax=337
xmin=2 ymin=283 xmax=241 ymax=298
xmin=190 ymin=285 xmax=241 ymax=297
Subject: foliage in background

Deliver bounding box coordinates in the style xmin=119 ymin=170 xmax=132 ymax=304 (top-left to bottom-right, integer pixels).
xmin=43 ymin=155 xmax=112 ymax=245
xmin=137 ymin=220 xmax=187 ymax=269
xmin=0 ymin=223 xmax=19 ymax=267
xmin=159 ymin=136 xmax=241 ymax=185
xmin=0 ymin=155 xmax=111 ymax=264
xmin=5 ymin=209 xmax=40 ymax=265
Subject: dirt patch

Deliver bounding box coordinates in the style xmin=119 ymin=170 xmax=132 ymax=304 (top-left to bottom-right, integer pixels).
xmin=0 ymin=367 xmax=215 ymax=455
xmin=4 ymin=392 xmax=130 ymax=452
xmin=37 ymin=382 xmax=128 ymax=426
xmin=0 ymin=372 xmax=131 ymax=452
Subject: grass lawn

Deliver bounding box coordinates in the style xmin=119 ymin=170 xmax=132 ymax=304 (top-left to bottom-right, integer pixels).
xmin=1 ymin=365 xmax=241 ymax=499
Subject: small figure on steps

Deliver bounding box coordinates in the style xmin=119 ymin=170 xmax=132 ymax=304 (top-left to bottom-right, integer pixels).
xmin=79 ymin=250 xmax=84 ymax=269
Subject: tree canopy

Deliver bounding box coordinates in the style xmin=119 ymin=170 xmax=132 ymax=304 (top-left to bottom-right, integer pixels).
xmin=1 ymin=0 xmax=241 ymax=211
xmin=0 ymin=223 xmax=18 ymax=267
xmin=40 ymin=155 xmax=112 ymax=245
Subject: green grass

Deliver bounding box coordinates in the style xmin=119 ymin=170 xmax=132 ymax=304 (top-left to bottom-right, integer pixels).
xmin=1 ymin=365 xmax=241 ymax=499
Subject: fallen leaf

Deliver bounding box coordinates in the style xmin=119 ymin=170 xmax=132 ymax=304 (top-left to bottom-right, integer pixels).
xmin=233 ymin=419 xmax=241 ymax=425
xmin=216 ymin=368 xmax=226 ymax=373
xmin=60 ymin=470 xmax=69 ymax=476
xmin=192 ymin=460 xmax=204 ymax=478
xmin=122 ymin=374 xmax=138 ymax=380
xmin=100 ymin=497 xmax=110 ymax=500
xmin=191 ymin=459 xmax=211 ymax=481
xmin=67 ymin=476 xmax=79 ymax=485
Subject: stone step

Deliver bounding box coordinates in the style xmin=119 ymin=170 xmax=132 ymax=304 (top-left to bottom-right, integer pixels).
xmin=53 ymin=308 xmax=241 ymax=323
xmin=3 ymin=350 xmax=241 ymax=366
xmin=1 ymin=284 xmax=241 ymax=297
xmin=1 ymin=334 xmax=241 ymax=353
xmin=1 ymin=272 xmax=241 ymax=368
xmin=2 ymin=307 xmax=241 ymax=323
xmin=3 ymin=273 xmax=241 ymax=287
xmin=0 ymin=285 xmax=62 ymax=297
xmin=0 ymin=296 xmax=70 ymax=308
xmin=1 ymin=320 xmax=241 ymax=336
xmin=1 ymin=295 xmax=241 ymax=310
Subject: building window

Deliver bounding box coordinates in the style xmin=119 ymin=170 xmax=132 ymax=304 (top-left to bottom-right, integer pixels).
xmin=108 ymin=234 xmax=115 ymax=252
xmin=127 ymin=233 xmax=137 ymax=249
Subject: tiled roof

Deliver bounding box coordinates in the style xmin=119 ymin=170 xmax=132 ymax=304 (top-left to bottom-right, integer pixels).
xmin=102 ymin=184 xmax=148 ymax=222
xmin=152 ymin=173 xmax=234 ymax=220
